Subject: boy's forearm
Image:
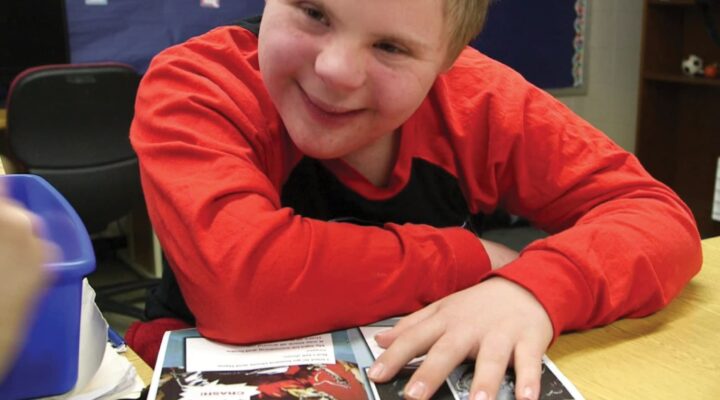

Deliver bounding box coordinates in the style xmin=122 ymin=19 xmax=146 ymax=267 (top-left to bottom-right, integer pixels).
xmin=143 ymin=178 xmax=494 ymax=344
xmin=490 ymin=189 xmax=702 ymax=340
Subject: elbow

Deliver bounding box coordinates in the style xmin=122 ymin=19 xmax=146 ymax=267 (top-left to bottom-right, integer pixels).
xmin=189 ymin=286 xmax=312 ymax=345
xmin=190 ymin=291 xmax=271 ymax=345
xmin=660 ymin=228 xmax=703 ymax=307
xmin=684 ymin=233 xmax=703 ymax=282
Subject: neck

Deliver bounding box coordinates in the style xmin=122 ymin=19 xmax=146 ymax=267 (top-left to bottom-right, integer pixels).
xmin=341 ymin=131 xmax=399 ymax=187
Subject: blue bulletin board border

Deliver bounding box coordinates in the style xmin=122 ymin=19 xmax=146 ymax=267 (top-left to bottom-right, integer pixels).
xmin=572 ymin=0 xmax=589 ymax=90
xmin=472 ymin=0 xmax=589 ymax=94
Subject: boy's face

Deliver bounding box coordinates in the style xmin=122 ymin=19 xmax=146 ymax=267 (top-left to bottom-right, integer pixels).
xmin=258 ymin=0 xmax=448 ymax=160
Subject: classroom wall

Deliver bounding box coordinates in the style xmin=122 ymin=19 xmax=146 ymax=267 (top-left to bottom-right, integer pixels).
xmin=558 ymin=0 xmax=643 ymax=153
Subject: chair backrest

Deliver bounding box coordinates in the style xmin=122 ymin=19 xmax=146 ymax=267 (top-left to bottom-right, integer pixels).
xmin=4 ymin=63 xmax=142 ymax=234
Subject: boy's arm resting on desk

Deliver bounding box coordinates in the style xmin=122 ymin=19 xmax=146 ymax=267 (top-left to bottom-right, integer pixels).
xmin=130 ymin=37 xmax=493 ymax=344
xmin=475 ymin=82 xmax=703 ymax=339
xmin=131 ymin=28 xmax=701 ymax=348
xmin=367 ymin=68 xmax=704 ymax=400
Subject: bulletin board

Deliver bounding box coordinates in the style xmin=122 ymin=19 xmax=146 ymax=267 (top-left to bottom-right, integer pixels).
xmin=65 ymin=0 xmax=588 ymax=92
xmin=472 ymin=0 xmax=589 ymax=93
xmin=65 ymin=0 xmax=264 ymax=74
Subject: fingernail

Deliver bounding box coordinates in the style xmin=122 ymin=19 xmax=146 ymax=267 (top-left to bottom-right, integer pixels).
xmin=405 ymin=381 xmax=426 ymax=400
xmin=367 ymin=362 xmax=384 ymax=380
xmin=473 ymin=390 xmax=488 ymax=400
xmin=521 ymin=386 xmax=533 ymax=400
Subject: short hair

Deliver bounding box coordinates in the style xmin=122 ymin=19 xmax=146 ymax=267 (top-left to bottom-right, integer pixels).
xmin=444 ymin=0 xmax=491 ymax=63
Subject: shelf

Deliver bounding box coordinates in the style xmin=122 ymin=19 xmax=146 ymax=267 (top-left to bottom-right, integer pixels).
xmin=638 ymin=0 xmax=720 ymax=238
xmin=644 ymin=72 xmax=720 ymax=87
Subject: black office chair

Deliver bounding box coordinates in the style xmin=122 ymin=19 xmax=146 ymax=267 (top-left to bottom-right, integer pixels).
xmin=2 ymin=63 xmax=159 ymax=320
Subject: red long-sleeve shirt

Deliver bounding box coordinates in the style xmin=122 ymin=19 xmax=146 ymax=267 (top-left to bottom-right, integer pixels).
xmin=130 ymin=26 xmax=702 ymax=345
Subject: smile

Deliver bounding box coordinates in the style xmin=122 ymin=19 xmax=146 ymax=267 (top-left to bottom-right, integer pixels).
xmin=298 ymin=85 xmax=365 ymax=127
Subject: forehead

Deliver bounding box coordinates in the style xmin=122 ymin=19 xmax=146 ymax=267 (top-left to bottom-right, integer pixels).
xmin=280 ymin=0 xmax=447 ymax=48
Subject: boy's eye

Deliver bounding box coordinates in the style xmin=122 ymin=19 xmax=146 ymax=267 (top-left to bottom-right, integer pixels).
xmin=374 ymin=42 xmax=406 ymax=56
xmin=301 ymin=4 xmax=328 ymax=25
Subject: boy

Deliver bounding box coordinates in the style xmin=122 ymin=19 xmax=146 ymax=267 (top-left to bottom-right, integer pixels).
xmin=129 ymin=0 xmax=702 ymax=399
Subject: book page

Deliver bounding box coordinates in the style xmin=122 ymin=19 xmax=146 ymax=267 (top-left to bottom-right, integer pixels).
xmin=148 ymin=329 xmax=371 ymax=400
xmin=150 ymin=324 xmax=584 ymax=400
xmin=185 ymin=334 xmax=335 ymax=372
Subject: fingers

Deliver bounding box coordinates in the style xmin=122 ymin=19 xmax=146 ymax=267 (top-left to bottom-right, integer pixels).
xmin=469 ymin=333 xmax=514 ymax=400
xmin=0 ymin=198 xmax=54 ymax=281
xmin=0 ymin=200 xmax=41 ymax=242
xmin=469 ymin=335 xmax=545 ymax=400
xmin=371 ymin=278 xmax=552 ymax=400
xmin=511 ymin=338 xmax=545 ymax=400
xmin=0 ymin=191 xmax=51 ymax=236
xmin=401 ymin=334 xmax=473 ymax=400
xmin=368 ymin=316 xmax=444 ymax=382
xmin=374 ymin=302 xmax=439 ymax=348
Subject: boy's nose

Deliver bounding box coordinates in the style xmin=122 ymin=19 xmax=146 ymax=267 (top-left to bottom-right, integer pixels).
xmin=314 ymin=42 xmax=367 ymax=91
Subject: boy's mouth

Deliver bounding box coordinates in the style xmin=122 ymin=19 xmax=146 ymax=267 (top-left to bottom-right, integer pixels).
xmin=298 ymin=85 xmax=365 ymax=126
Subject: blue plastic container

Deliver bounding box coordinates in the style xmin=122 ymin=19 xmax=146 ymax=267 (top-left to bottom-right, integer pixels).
xmin=0 ymin=175 xmax=95 ymax=399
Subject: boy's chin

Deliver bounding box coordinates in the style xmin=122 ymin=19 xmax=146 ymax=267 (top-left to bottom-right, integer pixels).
xmin=293 ymin=144 xmax=348 ymax=160
xmin=285 ymin=130 xmax=349 ymax=160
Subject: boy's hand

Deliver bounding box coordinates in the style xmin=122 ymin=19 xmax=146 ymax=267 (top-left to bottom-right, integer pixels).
xmin=0 ymin=192 xmax=54 ymax=377
xmin=368 ymin=277 xmax=553 ymax=400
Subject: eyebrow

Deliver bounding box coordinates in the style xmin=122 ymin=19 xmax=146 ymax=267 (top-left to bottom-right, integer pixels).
xmin=310 ymin=0 xmax=435 ymax=53
xmin=377 ymin=33 xmax=433 ymax=53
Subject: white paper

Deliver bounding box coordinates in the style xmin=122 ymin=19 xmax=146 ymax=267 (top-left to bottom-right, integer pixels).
xmin=185 ymin=334 xmax=335 ymax=372
xmin=71 ymin=343 xmax=143 ymax=400
xmin=76 ymin=279 xmax=108 ymax=390
xmin=359 ymin=326 xmax=425 ymax=365
xmin=43 ymin=343 xmax=144 ymax=400
xmin=178 ymin=383 xmax=260 ymax=400
xmin=41 ymin=282 xmax=143 ymax=400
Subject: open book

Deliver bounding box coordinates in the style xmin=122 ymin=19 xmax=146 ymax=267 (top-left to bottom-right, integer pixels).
xmin=147 ymin=320 xmax=584 ymax=400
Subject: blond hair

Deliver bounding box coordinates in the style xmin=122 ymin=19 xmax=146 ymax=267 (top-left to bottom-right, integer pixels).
xmin=444 ymin=0 xmax=491 ymax=63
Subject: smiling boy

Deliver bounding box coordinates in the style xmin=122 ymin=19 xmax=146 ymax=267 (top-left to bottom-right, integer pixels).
xmin=129 ymin=1 xmax=702 ymax=400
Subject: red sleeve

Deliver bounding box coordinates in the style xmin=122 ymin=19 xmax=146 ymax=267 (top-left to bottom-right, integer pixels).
xmin=130 ymin=28 xmax=491 ymax=344
xmin=441 ymin=52 xmax=702 ymax=340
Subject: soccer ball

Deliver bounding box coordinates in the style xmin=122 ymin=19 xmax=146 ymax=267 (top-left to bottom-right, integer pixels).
xmin=682 ymin=54 xmax=704 ymax=76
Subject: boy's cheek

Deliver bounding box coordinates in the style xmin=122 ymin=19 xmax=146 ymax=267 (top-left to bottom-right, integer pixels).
xmin=261 ymin=34 xmax=318 ymax=78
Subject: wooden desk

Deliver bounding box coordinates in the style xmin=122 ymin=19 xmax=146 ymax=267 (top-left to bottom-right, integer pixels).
xmin=548 ymin=236 xmax=720 ymax=399
xmin=125 ymin=348 xmax=153 ymax=386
